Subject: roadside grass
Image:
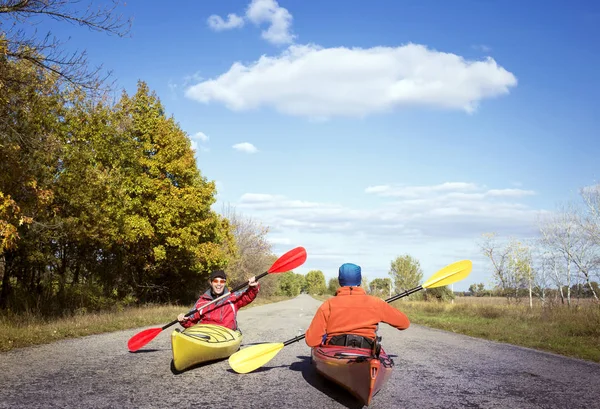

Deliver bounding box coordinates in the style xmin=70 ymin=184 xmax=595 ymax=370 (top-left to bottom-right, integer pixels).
xmin=0 ymin=295 xmax=290 ymax=352
xmin=392 ymin=299 xmax=600 ymax=363
xmin=309 ymin=294 xmax=331 ymax=302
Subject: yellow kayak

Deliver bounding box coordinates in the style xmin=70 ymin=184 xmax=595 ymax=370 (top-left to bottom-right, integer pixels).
xmin=171 ymin=324 xmax=243 ymax=372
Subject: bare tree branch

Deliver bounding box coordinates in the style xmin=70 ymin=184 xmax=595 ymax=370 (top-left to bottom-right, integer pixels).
xmin=0 ymin=0 xmax=131 ymax=91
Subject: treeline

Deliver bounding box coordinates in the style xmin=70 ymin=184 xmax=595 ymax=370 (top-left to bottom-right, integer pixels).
xmin=464 ymin=282 xmax=599 ymax=300
xmin=0 ymin=54 xmax=237 ymax=311
xmin=479 ymin=187 xmax=600 ymax=307
xmin=277 ymin=255 xmax=454 ymax=302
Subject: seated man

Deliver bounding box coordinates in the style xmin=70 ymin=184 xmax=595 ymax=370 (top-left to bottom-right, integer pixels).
xmin=178 ymin=269 xmax=259 ymax=331
xmin=305 ymin=263 xmax=410 ymax=348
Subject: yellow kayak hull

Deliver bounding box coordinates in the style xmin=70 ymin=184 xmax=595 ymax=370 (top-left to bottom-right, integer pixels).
xmin=171 ymin=324 xmax=242 ymax=372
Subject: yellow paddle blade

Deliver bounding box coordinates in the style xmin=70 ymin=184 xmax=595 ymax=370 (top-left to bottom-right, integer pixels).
xmin=228 ymin=342 xmax=285 ymax=374
xmin=422 ymin=260 xmax=473 ymax=289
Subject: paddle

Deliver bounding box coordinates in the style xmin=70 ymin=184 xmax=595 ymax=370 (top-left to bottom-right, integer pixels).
xmin=127 ymin=246 xmax=307 ymax=352
xmin=228 ymin=259 xmax=472 ymax=374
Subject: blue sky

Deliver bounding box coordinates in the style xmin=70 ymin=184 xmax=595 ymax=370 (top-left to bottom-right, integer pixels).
xmin=28 ymin=0 xmax=600 ymax=290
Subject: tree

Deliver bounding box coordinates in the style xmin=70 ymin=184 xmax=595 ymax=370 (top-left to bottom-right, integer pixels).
xmin=579 ymin=184 xmax=600 ymax=248
xmin=220 ymin=204 xmax=278 ymax=296
xmin=369 ymin=278 xmax=392 ymax=298
xmin=1 ymin=0 xmax=132 ymax=90
xmin=509 ymin=240 xmax=535 ymax=308
xmin=110 ymin=81 xmax=233 ymax=302
xmin=361 ymin=274 xmax=369 ymax=291
xmin=327 ymin=277 xmax=340 ymax=295
xmin=539 ymin=203 xmax=599 ymax=304
xmin=0 ymin=54 xmax=66 ymax=308
xmin=479 ymin=233 xmax=525 ymax=302
xmin=468 ymin=283 xmax=487 ymax=296
xmin=278 ymin=272 xmax=305 ymax=297
xmin=305 ymin=270 xmax=326 ymax=295
xmin=389 ymin=254 xmax=423 ymax=299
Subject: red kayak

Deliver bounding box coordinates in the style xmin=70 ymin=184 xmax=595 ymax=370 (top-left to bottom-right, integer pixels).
xmin=311 ymin=343 xmax=394 ymax=406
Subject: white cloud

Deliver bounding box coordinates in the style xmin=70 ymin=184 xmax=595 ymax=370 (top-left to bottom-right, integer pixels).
xmin=183 ymin=71 xmax=204 ymax=87
xmin=365 ymin=182 xmax=480 ymax=198
xmin=233 ymin=142 xmax=258 ymax=153
xmin=207 ymin=13 xmax=245 ymax=31
xmin=189 ymin=131 xmax=210 ymax=154
xmin=185 ymin=43 xmax=517 ymax=119
xmin=207 ymin=0 xmax=295 ymax=45
xmin=192 ymin=131 xmax=209 ymax=142
xmin=486 ymin=189 xmax=536 ymax=197
xmin=190 ymin=140 xmax=209 ymax=153
xmin=364 ymin=183 xmax=535 ymax=200
xmin=245 ymin=0 xmax=296 ymax=45
xmin=238 ymin=182 xmax=544 ymax=240
xmin=167 ymin=80 xmax=177 ymax=98
xmin=472 ymin=44 xmax=492 ymax=52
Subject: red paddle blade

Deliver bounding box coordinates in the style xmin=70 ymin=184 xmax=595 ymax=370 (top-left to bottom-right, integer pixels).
xmin=268 ymin=246 xmax=307 ymax=273
xmin=127 ymin=327 xmax=162 ymax=352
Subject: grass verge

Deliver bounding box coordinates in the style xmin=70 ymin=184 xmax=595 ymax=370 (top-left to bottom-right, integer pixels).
xmin=393 ymin=300 xmax=600 ymax=363
xmin=0 ymin=295 xmax=290 ymax=352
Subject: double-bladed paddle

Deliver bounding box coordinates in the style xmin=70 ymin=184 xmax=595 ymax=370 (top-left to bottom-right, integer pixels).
xmin=228 ymin=259 xmax=472 ymax=374
xmin=127 ymin=246 xmax=307 ymax=352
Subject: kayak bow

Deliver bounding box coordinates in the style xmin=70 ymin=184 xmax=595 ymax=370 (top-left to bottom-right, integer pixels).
xmin=171 ymin=324 xmax=242 ymax=372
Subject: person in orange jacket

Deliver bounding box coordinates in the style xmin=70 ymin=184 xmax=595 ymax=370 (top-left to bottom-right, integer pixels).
xmin=305 ymin=262 xmax=410 ymax=348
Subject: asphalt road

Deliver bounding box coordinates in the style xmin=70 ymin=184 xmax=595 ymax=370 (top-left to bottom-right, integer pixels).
xmin=1 ymin=294 xmax=600 ymax=408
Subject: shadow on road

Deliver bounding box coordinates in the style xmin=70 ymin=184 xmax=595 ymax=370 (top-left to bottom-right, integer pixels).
xmin=225 ymin=364 xmax=289 ymax=374
xmin=289 ymin=355 xmax=366 ymax=409
xmin=128 ymin=348 xmax=165 ymax=353
xmin=170 ymin=358 xmax=227 ymax=375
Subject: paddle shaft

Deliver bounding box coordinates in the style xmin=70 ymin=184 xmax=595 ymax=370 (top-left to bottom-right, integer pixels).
xmin=385 ymin=285 xmax=423 ymax=303
xmin=161 ymin=271 xmax=269 ymax=330
xmin=279 ymin=284 xmax=424 ymax=345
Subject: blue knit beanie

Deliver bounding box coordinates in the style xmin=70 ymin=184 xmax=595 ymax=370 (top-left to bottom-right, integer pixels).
xmin=338 ymin=263 xmax=362 ymax=287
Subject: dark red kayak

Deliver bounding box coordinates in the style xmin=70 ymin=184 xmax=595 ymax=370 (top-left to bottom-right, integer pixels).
xmin=311 ymin=343 xmax=394 ymax=406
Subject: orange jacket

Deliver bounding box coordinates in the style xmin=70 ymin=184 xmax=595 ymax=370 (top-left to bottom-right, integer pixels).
xmin=305 ymin=286 xmax=410 ymax=347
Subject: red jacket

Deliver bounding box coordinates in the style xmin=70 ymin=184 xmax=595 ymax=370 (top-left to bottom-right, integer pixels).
xmin=182 ymin=284 xmax=260 ymax=330
xmin=305 ymin=286 xmax=410 ymax=347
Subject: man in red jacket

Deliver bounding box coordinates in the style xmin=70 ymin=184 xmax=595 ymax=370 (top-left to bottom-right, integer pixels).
xmin=177 ymin=269 xmax=259 ymax=331
xmin=305 ymin=263 xmax=410 ymax=348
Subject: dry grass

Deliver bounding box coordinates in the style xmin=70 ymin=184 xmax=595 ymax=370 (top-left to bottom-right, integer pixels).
xmin=0 ymin=296 xmax=290 ymax=352
xmin=453 ymin=296 xmax=598 ymax=307
xmin=392 ymin=298 xmax=600 ymax=363
xmin=310 ymin=294 xmax=332 ymax=302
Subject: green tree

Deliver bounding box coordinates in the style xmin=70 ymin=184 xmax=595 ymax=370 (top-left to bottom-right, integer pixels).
xmin=327 ymin=277 xmax=340 ymax=295
xmin=369 ymin=278 xmax=392 ymax=297
xmin=0 ymin=54 xmax=66 ymax=308
xmin=389 ymin=254 xmax=423 ymax=299
xmin=277 ymin=272 xmax=305 ymax=297
xmin=305 ymin=270 xmax=327 ymax=295
xmin=110 ymin=81 xmax=233 ymax=302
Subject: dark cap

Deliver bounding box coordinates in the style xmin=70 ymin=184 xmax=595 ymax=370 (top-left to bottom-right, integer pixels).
xmin=209 ymin=269 xmax=227 ymax=281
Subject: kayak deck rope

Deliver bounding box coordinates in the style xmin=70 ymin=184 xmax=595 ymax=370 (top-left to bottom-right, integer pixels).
xmin=182 ymin=325 xmax=242 ymax=343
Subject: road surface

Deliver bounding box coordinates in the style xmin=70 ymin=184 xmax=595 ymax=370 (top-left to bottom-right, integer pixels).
xmin=1 ymin=294 xmax=600 ymax=408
